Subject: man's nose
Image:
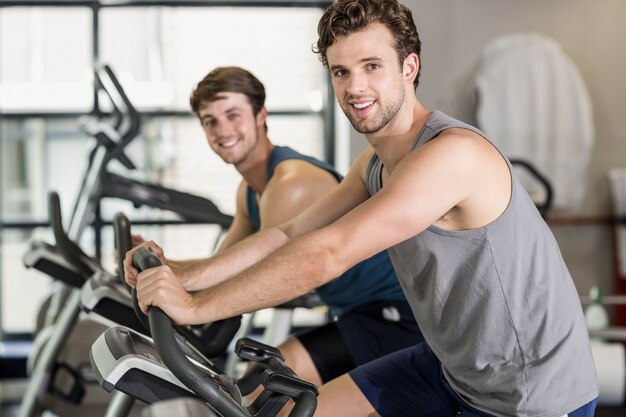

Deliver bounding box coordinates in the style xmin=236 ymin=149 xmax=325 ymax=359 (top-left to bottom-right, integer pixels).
xmin=345 ymin=72 xmax=367 ymax=95
xmin=216 ymin=120 xmax=234 ymax=137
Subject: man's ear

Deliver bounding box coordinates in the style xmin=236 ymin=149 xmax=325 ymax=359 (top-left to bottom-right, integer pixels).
xmin=403 ymin=52 xmax=419 ymax=85
xmin=256 ymin=107 xmax=268 ymax=128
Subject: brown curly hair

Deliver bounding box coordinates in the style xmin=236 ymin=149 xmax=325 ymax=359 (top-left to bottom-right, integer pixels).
xmin=313 ymin=0 xmax=422 ymax=89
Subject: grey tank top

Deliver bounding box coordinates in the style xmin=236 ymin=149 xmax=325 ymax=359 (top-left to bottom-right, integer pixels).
xmin=366 ymin=111 xmax=598 ymax=417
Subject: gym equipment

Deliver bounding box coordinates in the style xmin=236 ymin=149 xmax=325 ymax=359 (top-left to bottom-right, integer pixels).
xmin=19 ymin=61 xmax=235 ymax=415
xmin=142 ymin=398 xmax=219 ymax=417
xmin=71 ymin=63 xmax=232 ymax=239
xmin=223 ymin=293 xmax=325 ymax=377
xmin=23 ymin=203 xmax=98 ymax=333
xmin=90 ymin=247 xmax=318 ymax=417
xmin=109 ymin=209 xmax=320 ymax=380
xmin=19 ymin=196 xmax=240 ymax=417
xmin=510 ymin=159 xmax=553 ymax=218
xmin=18 ymin=192 xmax=129 ymax=417
xmin=107 ymin=211 xmax=241 ymax=359
xmin=83 ymin=209 xmax=238 ymax=417
xmin=22 ymin=62 xmax=233 ymax=331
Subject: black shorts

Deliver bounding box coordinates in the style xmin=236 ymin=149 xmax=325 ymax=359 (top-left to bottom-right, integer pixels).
xmin=296 ymin=300 xmax=423 ymax=383
xmin=350 ymin=342 xmax=598 ymax=417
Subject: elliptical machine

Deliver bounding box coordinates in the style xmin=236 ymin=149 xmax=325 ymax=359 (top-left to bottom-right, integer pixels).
xmin=22 ymin=62 xmax=233 ymax=331
xmin=19 ymin=61 xmax=235 ymax=417
xmin=18 ymin=195 xmax=239 ymax=417
xmin=90 ymin=246 xmax=318 ymax=417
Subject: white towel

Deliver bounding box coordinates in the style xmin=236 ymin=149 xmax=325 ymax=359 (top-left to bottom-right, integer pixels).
xmin=472 ymin=33 xmax=594 ymax=211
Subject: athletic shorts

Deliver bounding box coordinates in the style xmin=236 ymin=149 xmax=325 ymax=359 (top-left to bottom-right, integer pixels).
xmin=296 ymin=300 xmax=423 ymax=383
xmin=349 ymin=342 xmax=598 ymax=417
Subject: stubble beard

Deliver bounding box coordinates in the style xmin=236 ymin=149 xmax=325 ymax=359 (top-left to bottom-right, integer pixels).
xmin=215 ymin=132 xmax=256 ymax=167
xmin=343 ymin=87 xmax=405 ymax=135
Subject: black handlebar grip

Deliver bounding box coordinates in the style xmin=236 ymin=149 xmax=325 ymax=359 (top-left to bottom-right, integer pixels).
xmin=132 ymin=246 xmax=242 ymax=359
xmin=133 ymin=247 xmax=162 ymax=271
xmin=113 ymin=212 xmax=133 ymax=290
xmin=131 ymin=247 xmax=162 ymax=332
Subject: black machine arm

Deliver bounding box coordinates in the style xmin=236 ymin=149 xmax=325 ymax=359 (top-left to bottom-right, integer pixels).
xmin=113 ymin=212 xmax=133 ymax=291
xmin=132 ymin=248 xmax=318 ymax=417
xmin=510 ymin=158 xmax=553 ymax=217
xmin=130 ymin=246 xmax=241 ymax=359
xmin=103 ymin=173 xmax=233 ymax=227
xmin=86 ymin=63 xmax=234 ymax=228
xmin=49 ymin=191 xmax=100 ymax=281
xmin=94 ymin=63 xmax=141 ymax=166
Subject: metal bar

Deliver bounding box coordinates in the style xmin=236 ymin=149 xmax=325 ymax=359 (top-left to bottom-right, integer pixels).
xmin=0 ymin=218 xmax=231 ymax=228
xmin=100 ymin=1 xmax=330 ymax=7
xmin=0 ymin=1 xmax=331 ymax=8
xmin=0 ymin=109 xmax=321 ymax=119
xmin=589 ymin=326 xmax=626 ymax=341
xmin=17 ymin=289 xmax=82 ymax=417
xmin=580 ymin=295 xmax=626 ymax=305
xmin=0 ymin=112 xmax=89 ymax=119
xmin=92 ymin=1 xmax=100 ymax=114
xmin=103 ymin=391 xmax=136 ymax=417
xmin=94 ymin=201 xmax=103 ymax=260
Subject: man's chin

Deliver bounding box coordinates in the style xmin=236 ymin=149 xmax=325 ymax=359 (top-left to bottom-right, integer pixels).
xmin=344 ymin=112 xmax=378 ymax=134
xmin=219 ymin=153 xmax=240 ymax=165
xmin=351 ymin=121 xmax=383 ymax=135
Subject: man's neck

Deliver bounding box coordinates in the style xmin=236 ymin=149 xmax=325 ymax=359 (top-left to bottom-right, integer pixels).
xmin=237 ymin=136 xmax=274 ymax=195
xmin=368 ymin=100 xmax=431 ymax=173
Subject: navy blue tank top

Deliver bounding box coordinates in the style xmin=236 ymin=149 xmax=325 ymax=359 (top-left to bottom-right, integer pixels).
xmin=247 ymin=146 xmax=405 ymax=317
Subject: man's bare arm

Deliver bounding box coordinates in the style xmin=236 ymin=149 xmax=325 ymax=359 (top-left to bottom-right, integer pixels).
xmin=134 ymin=152 xmax=375 ymax=321
xmin=135 ymin=133 xmax=510 ymax=323
xmin=177 ymin=159 xmax=344 ymax=291
xmin=173 ymin=226 xmax=290 ymax=292
xmin=214 ymin=181 xmax=256 ymax=253
xmin=174 ymin=161 xmax=369 ymax=292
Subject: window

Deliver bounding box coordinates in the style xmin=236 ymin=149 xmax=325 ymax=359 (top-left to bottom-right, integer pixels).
xmin=0 ymin=2 xmax=332 ymax=336
xmin=0 ymin=7 xmax=93 ymax=112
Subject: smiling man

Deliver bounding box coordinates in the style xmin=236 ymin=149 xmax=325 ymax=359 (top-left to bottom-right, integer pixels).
xmin=125 ymin=2 xmax=598 ymax=416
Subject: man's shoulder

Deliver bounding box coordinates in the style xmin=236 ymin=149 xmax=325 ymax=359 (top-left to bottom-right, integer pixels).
xmin=272 ymin=158 xmax=337 ymax=183
xmin=260 ymin=159 xmax=339 ymax=219
xmin=422 ymin=127 xmax=494 ymax=161
xmin=350 ymin=147 xmax=377 ymax=179
xmin=359 ymin=147 xmax=377 ymax=165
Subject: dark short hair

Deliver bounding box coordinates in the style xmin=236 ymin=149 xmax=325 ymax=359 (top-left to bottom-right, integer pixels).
xmin=313 ymin=0 xmax=422 ymax=89
xmin=190 ymin=66 xmax=266 ymax=118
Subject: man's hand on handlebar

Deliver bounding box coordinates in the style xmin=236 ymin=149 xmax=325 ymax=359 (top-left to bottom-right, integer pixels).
xmin=123 ymin=240 xmax=167 ymax=288
xmin=134 ymin=264 xmax=198 ymax=325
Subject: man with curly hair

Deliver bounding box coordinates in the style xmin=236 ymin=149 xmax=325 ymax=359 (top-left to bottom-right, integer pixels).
xmin=127 ymin=1 xmax=598 ymax=415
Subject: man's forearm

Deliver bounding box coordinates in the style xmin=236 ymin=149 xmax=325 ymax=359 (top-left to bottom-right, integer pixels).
xmin=187 ymin=229 xmax=342 ymax=323
xmin=167 ymin=258 xmax=205 ymax=272
xmin=177 ymin=227 xmax=289 ymax=291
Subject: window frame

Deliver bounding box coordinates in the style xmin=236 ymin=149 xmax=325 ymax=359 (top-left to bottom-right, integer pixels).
xmin=0 ymin=0 xmax=334 ymax=339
